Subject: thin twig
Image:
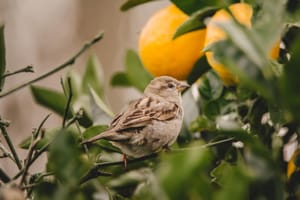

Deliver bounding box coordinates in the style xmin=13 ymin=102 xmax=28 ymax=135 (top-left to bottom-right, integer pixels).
xmin=66 ymin=116 xmax=79 ymax=127
xmin=0 ymin=120 xmax=22 ymax=170
xmin=79 ymin=137 xmax=235 ymax=184
xmin=1 ymin=65 xmax=34 ymax=79
xmin=171 ymin=137 xmax=235 ymax=152
xmin=33 ymin=114 xmax=51 ymax=139
xmin=19 ymin=114 xmax=51 ymax=186
xmin=75 ymin=121 xmax=90 ymax=157
xmin=80 ymin=153 xmax=158 ymax=184
xmin=0 ymin=32 xmax=104 ymax=98
xmin=60 ymin=78 xmax=90 ymax=156
xmin=65 ymin=109 xmax=83 ymax=128
xmin=21 ymin=182 xmax=40 ymax=190
xmin=61 ymin=77 xmax=73 ymax=128
xmin=21 ymin=172 xmax=54 ymax=190
xmin=19 ymin=138 xmax=38 ymax=186
xmin=30 ymin=143 xmax=50 ymax=166
xmin=0 ymin=142 xmax=15 ymax=162
xmin=13 ymin=142 xmax=50 ymax=180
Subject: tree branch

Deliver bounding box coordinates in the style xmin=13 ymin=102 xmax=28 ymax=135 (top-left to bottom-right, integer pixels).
xmin=0 ymin=32 xmax=104 ymax=98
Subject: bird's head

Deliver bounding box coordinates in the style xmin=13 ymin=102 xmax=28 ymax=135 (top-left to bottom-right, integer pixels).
xmin=144 ymin=76 xmax=189 ymax=103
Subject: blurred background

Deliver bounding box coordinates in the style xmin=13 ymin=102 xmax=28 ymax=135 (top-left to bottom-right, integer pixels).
xmin=0 ymin=0 xmax=167 ymax=175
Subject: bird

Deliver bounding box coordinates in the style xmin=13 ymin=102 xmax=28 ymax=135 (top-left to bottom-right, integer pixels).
xmin=81 ymin=76 xmax=189 ymax=165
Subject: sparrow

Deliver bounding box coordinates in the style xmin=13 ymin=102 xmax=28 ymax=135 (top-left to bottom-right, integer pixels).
xmin=82 ymin=76 xmax=189 ymax=162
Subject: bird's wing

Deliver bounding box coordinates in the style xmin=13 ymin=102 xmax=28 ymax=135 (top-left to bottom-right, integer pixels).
xmin=110 ymin=96 xmax=180 ymax=131
xmin=82 ymin=96 xmax=180 ymax=144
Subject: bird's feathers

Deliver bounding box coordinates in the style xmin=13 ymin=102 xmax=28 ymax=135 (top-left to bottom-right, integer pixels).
xmin=82 ymin=96 xmax=180 ymax=144
xmin=81 ymin=76 xmax=188 ymax=157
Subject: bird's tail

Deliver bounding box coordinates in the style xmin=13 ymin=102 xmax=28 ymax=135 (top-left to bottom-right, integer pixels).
xmin=81 ymin=130 xmax=129 ymax=145
xmin=81 ymin=131 xmax=112 ymax=145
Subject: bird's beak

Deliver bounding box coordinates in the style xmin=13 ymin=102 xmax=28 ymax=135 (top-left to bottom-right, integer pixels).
xmin=177 ymin=82 xmax=190 ymax=92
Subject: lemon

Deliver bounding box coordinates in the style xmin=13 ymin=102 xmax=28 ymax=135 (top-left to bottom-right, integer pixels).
xmin=204 ymin=3 xmax=280 ymax=85
xmin=139 ymin=4 xmax=206 ymax=80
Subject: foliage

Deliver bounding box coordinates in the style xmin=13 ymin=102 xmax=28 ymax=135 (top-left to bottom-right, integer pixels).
xmin=1 ymin=0 xmax=300 ymax=199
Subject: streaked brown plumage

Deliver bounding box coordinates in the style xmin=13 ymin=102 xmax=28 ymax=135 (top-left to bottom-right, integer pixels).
xmin=82 ymin=76 xmax=189 ymax=158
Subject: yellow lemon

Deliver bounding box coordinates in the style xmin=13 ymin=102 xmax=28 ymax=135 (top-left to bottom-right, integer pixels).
xmin=139 ymin=4 xmax=206 ymax=80
xmin=204 ymin=3 xmax=280 ymax=85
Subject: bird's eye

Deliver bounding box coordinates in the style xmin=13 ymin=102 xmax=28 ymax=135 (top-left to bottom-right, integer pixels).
xmin=167 ymin=83 xmax=175 ymax=89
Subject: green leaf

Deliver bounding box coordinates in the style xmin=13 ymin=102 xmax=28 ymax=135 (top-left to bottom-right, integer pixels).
xmin=82 ymin=55 xmax=105 ymax=99
xmin=216 ymin=21 xmax=270 ymax=72
xmin=199 ymin=70 xmax=223 ymax=101
xmin=203 ymin=100 xmax=220 ymax=120
xmin=214 ymin=160 xmax=251 ymax=200
xmin=110 ymin=50 xmax=152 ymax=91
xmin=187 ymin=56 xmax=211 ymax=85
xmin=89 ymin=87 xmax=114 ymax=118
xmin=252 ymin=0 xmax=284 ymax=51
xmin=82 ymin=125 xmax=108 ymax=140
xmin=82 ymin=125 xmax=121 ymax=153
xmin=48 ymin=130 xmax=89 ymax=184
xmin=31 ymin=85 xmax=72 ymax=118
xmin=0 ymin=25 xmax=6 ymax=91
xmin=156 ymin=141 xmax=213 ymax=200
xmin=210 ymin=40 xmax=274 ymax=100
xmin=125 ymin=49 xmax=153 ymax=92
xmin=109 ymin=168 xmax=151 ymax=197
xmin=133 ymin=171 xmax=167 ymax=200
xmin=171 ymin=0 xmax=228 ymax=15
xmin=280 ymin=35 xmax=300 ymax=121
xmin=110 ymin=72 xmax=131 ymax=87
xmin=236 ymin=86 xmax=255 ymax=101
xmin=189 ymin=116 xmax=215 ymax=132
xmin=211 ymin=161 xmax=236 ymax=185
xmin=120 ymin=0 xmax=159 ymax=11
xmin=173 ymin=7 xmax=217 ymax=39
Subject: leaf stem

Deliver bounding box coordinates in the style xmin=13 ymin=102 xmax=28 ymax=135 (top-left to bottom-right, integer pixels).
xmin=0 ymin=32 xmax=104 ymax=98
